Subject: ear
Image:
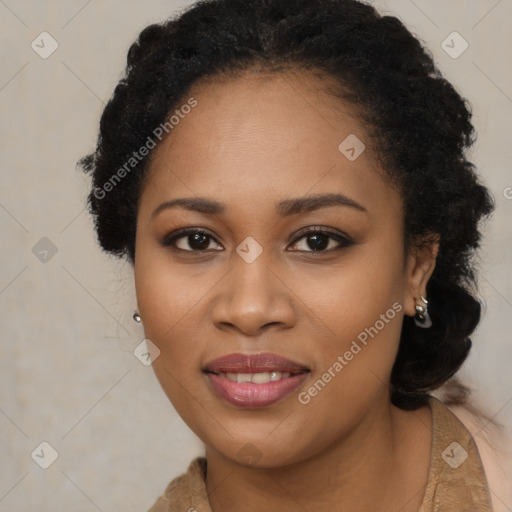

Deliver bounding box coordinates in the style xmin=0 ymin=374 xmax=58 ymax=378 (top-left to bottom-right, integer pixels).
xmin=403 ymin=233 xmax=440 ymax=317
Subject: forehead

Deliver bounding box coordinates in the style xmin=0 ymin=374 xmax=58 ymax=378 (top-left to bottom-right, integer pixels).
xmin=140 ymin=69 xmax=400 ymax=221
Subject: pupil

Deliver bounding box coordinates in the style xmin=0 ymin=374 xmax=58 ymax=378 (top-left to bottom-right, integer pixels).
xmin=190 ymin=233 xmax=209 ymax=250
xmin=308 ymin=234 xmax=328 ymax=251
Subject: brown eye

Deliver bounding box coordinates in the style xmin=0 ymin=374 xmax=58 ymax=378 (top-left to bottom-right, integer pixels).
xmin=162 ymin=229 xmax=222 ymax=252
xmin=289 ymin=228 xmax=354 ymax=253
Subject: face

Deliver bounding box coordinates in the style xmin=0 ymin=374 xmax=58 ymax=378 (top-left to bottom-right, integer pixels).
xmin=134 ymin=69 xmax=431 ymax=468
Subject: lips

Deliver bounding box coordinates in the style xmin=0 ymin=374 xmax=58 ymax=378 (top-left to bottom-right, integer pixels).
xmin=203 ymin=352 xmax=310 ymax=408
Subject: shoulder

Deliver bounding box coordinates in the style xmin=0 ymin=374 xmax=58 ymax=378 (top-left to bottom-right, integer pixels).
xmin=145 ymin=457 xmax=207 ymax=512
xmin=444 ymin=400 xmax=512 ymax=512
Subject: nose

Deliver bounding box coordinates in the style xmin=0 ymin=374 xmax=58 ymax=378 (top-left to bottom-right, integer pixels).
xmin=210 ymin=250 xmax=296 ymax=337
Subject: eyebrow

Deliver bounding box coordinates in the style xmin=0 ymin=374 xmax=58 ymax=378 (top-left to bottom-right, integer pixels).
xmin=151 ymin=193 xmax=367 ymax=219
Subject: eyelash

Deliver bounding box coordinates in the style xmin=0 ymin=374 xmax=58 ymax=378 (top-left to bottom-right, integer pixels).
xmin=161 ymin=226 xmax=354 ymax=254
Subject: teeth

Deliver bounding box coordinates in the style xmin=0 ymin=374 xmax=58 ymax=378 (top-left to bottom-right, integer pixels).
xmin=218 ymin=371 xmax=292 ymax=383
xmin=252 ymin=372 xmax=271 ymax=383
xmin=236 ymin=373 xmax=252 ymax=383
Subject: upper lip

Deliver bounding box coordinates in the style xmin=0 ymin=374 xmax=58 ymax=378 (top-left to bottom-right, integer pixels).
xmin=203 ymin=352 xmax=310 ymax=374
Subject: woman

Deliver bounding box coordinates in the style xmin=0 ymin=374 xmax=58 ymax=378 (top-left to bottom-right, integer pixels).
xmin=79 ymin=0 xmax=511 ymax=510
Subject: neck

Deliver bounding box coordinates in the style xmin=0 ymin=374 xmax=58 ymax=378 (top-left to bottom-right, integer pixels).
xmin=205 ymin=397 xmax=432 ymax=512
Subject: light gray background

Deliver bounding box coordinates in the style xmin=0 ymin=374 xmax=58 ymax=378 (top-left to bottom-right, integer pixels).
xmin=1 ymin=1 xmax=511 ymax=510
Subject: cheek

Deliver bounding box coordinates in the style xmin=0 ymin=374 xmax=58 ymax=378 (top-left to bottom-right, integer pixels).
xmin=292 ymin=239 xmax=405 ymax=337
xmin=292 ymin=240 xmax=406 ymax=408
xmin=134 ymin=263 xmax=207 ymax=372
xmin=134 ymin=229 xmax=214 ymax=338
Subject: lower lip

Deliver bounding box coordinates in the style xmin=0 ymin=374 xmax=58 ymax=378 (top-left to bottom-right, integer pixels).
xmin=205 ymin=372 xmax=309 ymax=408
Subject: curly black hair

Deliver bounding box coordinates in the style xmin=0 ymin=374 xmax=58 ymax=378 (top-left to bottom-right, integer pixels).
xmin=78 ymin=0 xmax=495 ymax=410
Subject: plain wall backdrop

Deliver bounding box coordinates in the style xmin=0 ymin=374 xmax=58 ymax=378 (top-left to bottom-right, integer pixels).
xmin=1 ymin=0 xmax=511 ymax=510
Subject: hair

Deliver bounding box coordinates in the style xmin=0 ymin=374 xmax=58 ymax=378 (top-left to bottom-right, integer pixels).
xmin=78 ymin=0 xmax=495 ymax=410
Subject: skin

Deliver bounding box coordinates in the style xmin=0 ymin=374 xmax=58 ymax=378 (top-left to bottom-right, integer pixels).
xmin=133 ymin=68 xmax=439 ymax=512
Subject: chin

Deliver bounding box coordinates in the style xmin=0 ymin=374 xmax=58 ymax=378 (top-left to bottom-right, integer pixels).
xmin=205 ymin=430 xmax=313 ymax=469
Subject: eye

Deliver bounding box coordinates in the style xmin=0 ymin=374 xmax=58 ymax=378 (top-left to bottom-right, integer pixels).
xmin=161 ymin=228 xmax=222 ymax=252
xmin=162 ymin=226 xmax=353 ymax=254
xmin=288 ymin=227 xmax=354 ymax=253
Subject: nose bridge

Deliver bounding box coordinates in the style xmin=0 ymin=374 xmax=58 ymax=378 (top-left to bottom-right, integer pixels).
xmin=230 ymin=238 xmax=277 ymax=304
xmin=212 ymin=239 xmax=295 ymax=333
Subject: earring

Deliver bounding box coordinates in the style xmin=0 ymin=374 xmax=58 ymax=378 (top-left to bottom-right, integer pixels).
xmin=133 ymin=311 xmax=141 ymax=323
xmin=414 ymin=295 xmax=432 ymax=328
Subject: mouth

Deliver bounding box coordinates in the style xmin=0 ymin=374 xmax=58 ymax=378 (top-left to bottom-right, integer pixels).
xmin=203 ymin=352 xmax=310 ymax=408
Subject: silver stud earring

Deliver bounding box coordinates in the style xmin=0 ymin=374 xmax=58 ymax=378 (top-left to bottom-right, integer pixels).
xmin=133 ymin=311 xmax=141 ymax=323
xmin=414 ymin=295 xmax=432 ymax=328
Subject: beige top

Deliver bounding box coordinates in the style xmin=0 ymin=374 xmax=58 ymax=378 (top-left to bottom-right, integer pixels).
xmin=147 ymin=396 xmax=493 ymax=511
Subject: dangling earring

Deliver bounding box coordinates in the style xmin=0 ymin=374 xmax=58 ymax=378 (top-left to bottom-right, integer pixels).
xmin=133 ymin=310 xmax=141 ymax=323
xmin=414 ymin=295 xmax=432 ymax=328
